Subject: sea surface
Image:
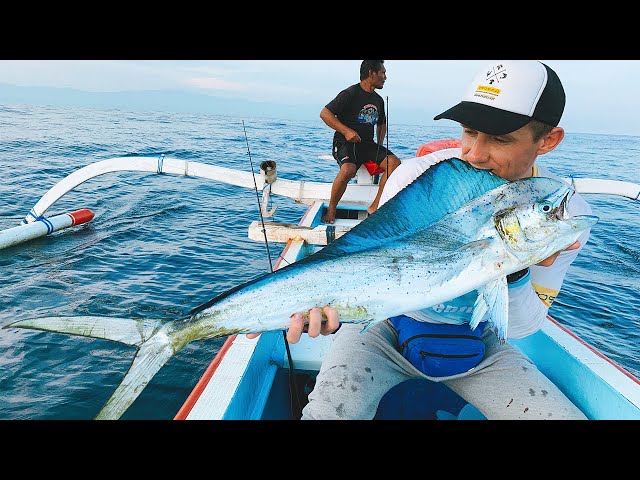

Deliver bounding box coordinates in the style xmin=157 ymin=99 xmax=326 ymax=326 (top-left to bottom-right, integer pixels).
xmin=0 ymin=104 xmax=638 ymax=420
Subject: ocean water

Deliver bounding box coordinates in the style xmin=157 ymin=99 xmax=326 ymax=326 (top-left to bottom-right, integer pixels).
xmin=0 ymin=103 xmax=638 ymax=420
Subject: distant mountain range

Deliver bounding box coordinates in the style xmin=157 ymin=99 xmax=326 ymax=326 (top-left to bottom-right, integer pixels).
xmin=0 ymin=83 xmax=439 ymax=127
xmin=0 ymin=83 xmax=319 ymax=121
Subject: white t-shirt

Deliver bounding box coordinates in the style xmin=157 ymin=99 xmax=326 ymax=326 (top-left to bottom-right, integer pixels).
xmin=379 ymin=149 xmax=593 ymax=339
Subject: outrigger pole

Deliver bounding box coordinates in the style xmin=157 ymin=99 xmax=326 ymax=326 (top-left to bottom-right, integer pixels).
xmin=0 ymin=155 xmax=379 ymax=251
xmin=1 ymin=154 xmax=638 ymax=251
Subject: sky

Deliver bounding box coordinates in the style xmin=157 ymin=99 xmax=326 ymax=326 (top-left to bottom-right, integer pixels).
xmin=0 ymin=59 xmax=639 ymax=137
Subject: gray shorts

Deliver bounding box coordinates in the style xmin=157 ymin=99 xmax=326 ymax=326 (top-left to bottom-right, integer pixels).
xmin=301 ymin=320 xmax=587 ymax=420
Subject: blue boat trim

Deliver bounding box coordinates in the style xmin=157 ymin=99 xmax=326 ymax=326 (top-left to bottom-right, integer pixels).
xmin=39 ymin=217 xmax=54 ymax=234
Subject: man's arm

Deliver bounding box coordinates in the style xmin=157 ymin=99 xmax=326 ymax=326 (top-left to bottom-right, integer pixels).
xmin=376 ymin=122 xmax=387 ymax=145
xmin=320 ymin=107 xmax=360 ymax=143
xmin=507 ymin=237 xmax=588 ymax=338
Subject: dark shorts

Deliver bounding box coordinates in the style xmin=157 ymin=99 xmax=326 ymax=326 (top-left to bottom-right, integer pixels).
xmin=332 ymin=140 xmax=394 ymax=168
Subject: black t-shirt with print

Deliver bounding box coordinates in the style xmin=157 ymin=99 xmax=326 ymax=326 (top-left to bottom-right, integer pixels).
xmin=325 ymin=83 xmax=386 ymax=145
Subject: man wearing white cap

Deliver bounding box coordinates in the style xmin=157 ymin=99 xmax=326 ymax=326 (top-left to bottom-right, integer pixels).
xmin=263 ymin=60 xmax=593 ymax=420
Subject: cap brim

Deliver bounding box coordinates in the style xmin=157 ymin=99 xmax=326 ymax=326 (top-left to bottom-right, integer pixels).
xmin=434 ymin=101 xmax=532 ymax=136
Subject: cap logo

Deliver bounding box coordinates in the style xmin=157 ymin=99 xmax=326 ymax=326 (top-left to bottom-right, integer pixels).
xmin=485 ymin=64 xmax=507 ymax=85
xmin=473 ymin=64 xmax=508 ymax=102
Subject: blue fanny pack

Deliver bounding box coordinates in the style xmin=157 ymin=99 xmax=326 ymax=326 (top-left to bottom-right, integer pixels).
xmin=390 ymin=315 xmax=487 ymax=377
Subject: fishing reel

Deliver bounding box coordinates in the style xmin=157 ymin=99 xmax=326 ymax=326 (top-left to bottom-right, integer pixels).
xmin=259 ymin=160 xmax=278 ymax=218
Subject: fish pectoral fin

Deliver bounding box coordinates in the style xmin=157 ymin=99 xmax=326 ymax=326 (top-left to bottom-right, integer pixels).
xmin=472 ymin=277 xmax=509 ymax=343
xmin=460 ymin=239 xmax=492 ymax=252
xmin=6 ymin=315 xmax=164 ymax=347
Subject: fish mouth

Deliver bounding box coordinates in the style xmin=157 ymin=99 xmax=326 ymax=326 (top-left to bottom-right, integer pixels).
xmin=554 ymin=189 xmax=573 ymax=220
xmin=553 ymin=188 xmax=598 ymax=229
xmin=552 ymin=187 xmax=599 ymax=231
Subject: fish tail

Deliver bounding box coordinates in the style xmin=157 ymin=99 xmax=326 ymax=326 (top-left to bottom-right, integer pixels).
xmin=6 ymin=315 xmax=176 ymax=420
xmin=95 ymin=337 xmax=175 ymax=420
xmin=6 ymin=315 xmax=165 ymax=346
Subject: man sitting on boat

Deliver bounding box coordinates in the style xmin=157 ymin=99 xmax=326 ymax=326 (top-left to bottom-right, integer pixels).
xmin=319 ymin=60 xmax=401 ymax=224
xmin=289 ymin=60 xmax=594 ymax=420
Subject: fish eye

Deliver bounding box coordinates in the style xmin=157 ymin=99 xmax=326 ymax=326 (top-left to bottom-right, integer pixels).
xmin=538 ymin=202 xmax=553 ymax=213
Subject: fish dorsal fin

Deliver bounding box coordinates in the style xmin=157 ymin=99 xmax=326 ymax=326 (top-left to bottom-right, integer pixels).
xmin=314 ymin=158 xmax=508 ymax=259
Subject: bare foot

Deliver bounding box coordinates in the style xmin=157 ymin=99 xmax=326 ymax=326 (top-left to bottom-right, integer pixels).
xmin=322 ymin=207 xmax=336 ymax=224
xmin=367 ymin=205 xmax=377 ymax=215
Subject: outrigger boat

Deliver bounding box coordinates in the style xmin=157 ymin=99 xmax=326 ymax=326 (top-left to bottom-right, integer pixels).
xmin=3 ymin=140 xmax=639 ymax=420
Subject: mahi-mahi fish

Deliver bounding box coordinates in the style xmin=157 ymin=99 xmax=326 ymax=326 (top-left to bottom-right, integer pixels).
xmin=4 ymin=158 xmax=598 ymax=419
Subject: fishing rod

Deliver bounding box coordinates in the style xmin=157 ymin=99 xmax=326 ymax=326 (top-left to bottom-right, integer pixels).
xmin=385 ymin=95 xmax=389 ymax=184
xmin=242 ymin=120 xmax=274 ymax=272
xmin=241 ymin=120 xmax=303 ymax=419
xmin=367 ymin=95 xmax=390 ymax=186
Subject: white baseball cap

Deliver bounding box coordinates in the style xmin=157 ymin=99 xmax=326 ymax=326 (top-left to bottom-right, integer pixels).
xmin=434 ymin=60 xmax=565 ymax=135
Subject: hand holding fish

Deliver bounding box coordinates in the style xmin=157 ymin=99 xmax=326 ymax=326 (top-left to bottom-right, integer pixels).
xmin=247 ymin=305 xmax=341 ymax=344
xmin=249 ymin=240 xmax=583 ymax=344
xmin=536 ymin=240 xmax=581 ymax=267
xmin=254 ymin=239 xmax=583 ymax=345
xmin=251 ymin=239 xmax=584 ymax=344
